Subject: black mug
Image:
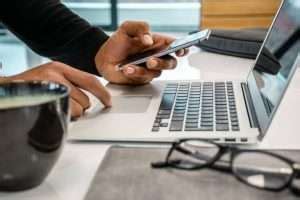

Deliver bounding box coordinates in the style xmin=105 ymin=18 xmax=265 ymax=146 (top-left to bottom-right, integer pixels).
xmin=0 ymin=81 xmax=70 ymax=191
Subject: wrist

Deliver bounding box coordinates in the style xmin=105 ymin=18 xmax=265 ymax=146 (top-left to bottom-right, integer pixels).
xmin=95 ymin=42 xmax=109 ymax=77
xmin=93 ymin=33 xmax=110 ymax=77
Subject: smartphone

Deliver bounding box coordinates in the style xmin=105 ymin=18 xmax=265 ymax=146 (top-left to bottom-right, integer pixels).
xmin=118 ymin=29 xmax=211 ymax=69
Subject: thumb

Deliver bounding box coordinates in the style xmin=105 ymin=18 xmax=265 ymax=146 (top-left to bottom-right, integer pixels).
xmin=120 ymin=21 xmax=154 ymax=46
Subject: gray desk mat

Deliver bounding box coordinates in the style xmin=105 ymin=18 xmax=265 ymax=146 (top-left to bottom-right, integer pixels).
xmin=85 ymin=147 xmax=300 ymax=200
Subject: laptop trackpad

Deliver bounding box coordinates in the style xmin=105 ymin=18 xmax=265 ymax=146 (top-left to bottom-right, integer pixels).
xmin=84 ymin=95 xmax=152 ymax=116
xmin=104 ymin=96 xmax=152 ymax=113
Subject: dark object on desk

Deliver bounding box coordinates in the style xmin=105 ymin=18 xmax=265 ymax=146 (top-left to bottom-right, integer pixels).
xmin=0 ymin=81 xmax=70 ymax=191
xmin=85 ymin=147 xmax=300 ymax=200
xmin=192 ymin=29 xmax=268 ymax=59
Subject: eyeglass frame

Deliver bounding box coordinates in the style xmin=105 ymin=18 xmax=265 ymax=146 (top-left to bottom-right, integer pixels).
xmin=151 ymin=138 xmax=300 ymax=194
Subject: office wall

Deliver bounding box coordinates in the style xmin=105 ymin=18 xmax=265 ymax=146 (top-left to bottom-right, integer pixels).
xmin=201 ymin=0 xmax=282 ymax=29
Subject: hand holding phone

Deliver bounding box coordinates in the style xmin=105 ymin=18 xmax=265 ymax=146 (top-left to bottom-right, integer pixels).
xmin=118 ymin=29 xmax=211 ymax=70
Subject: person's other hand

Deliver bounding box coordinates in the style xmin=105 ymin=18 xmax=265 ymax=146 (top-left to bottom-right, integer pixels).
xmin=95 ymin=21 xmax=189 ymax=85
xmin=4 ymin=62 xmax=111 ymax=118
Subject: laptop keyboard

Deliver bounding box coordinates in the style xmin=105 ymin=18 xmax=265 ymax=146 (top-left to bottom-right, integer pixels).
xmin=152 ymin=82 xmax=240 ymax=132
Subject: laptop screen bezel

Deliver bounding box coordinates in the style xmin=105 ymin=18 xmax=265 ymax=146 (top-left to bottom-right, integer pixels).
xmin=246 ymin=0 xmax=300 ymax=139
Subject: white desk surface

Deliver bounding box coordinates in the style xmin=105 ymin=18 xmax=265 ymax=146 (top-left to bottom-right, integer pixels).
xmin=1 ymin=48 xmax=300 ymax=200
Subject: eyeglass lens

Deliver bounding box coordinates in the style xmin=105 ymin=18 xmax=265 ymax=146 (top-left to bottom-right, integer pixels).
xmin=232 ymin=152 xmax=293 ymax=190
xmin=168 ymin=140 xmax=220 ymax=169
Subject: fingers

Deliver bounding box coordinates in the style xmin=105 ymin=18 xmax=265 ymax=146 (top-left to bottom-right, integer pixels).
xmin=152 ymin=33 xmax=174 ymax=46
xmin=151 ymin=34 xmax=189 ymax=57
xmin=146 ymin=55 xmax=177 ymax=70
xmin=175 ymin=48 xmax=189 ymax=57
xmin=122 ymin=65 xmax=161 ymax=84
xmin=60 ymin=65 xmax=112 ymax=107
xmin=120 ymin=54 xmax=178 ymax=84
xmin=71 ymin=99 xmax=84 ymax=119
xmin=120 ymin=21 xmax=153 ymax=46
xmin=60 ymin=78 xmax=91 ymax=110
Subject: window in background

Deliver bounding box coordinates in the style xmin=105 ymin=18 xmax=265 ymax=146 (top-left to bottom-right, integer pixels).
xmin=118 ymin=0 xmax=200 ymax=32
xmin=63 ymin=0 xmax=200 ymax=32
xmin=63 ymin=0 xmax=117 ymax=30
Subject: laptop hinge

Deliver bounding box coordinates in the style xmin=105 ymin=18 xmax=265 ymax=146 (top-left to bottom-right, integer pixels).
xmin=241 ymin=83 xmax=259 ymax=128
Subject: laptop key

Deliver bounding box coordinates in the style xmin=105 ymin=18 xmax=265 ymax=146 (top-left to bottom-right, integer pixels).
xmin=158 ymin=110 xmax=171 ymax=115
xmin=157 ymin=114 xmax=170 ymax=119
xmin=154 ymin=119 xmax=161 ymax=123
xmin=201 ymin=115 xmax=213 ymax=119
xmin=185 ymin=127 xmax=213 ymax=131
xmin=152 ymin=127 xmax=160 ymax=132
xmin=160 ymin=93 xmax=176 ymax=110
xmin=202 ymin=107 xmax=213 ymax=111
xmin=186 ymin=119 xmax=199 ymax=123
xmin=216 ymin=124 xmax=229 ymax=131
xmin=232 ymin=126 xmax=240 ymax=131
xmin=216 ymin=112 xmax=228 ymax=116
xmin=177 ymin=94 xmax=188 ymax=97
xmin=163 ymin=91 xmax=177 ymax=94
xmin=187 ymin=112 xmax=199 ymax=116
xmin=230 ymin=113 xmax=238 ymax=118
xmin=185 ymin=123 xmax=198 ymax=128
xmin=216 ymin=116 xmax=228 ymax=120
xmin=170 ymin=121 xmax=183 ymax=131
xmin=201 ymin=117 xmax=213 ymax=121
xmin=173 ymin=112 xmax=185 ymax=116
xmin=188 ymin=105 xmax=200 ymax=108
xmin=175 ymin=104 xmax=187 ymax=107
xmin=174 ymin=107 xmax=186 ymax=111
xmin=188 ymin=102 xmax=200 ymax=106
xmin=201 ymin=122 xmax=213 ymax=127
xmin=176 ymin=97 xmax=188 ymax=101
xmin=202 ymin=103 xmax=213 ymax=106
xmin=231 ymin=118 xmax=238 ymax=123
xmin=231 ymin=121 xmax=239 ymax=126
xmin=216 ymin=120 xmax=229 ymax=124
xmin=171 ymin=117 xmax=184 ymax=121
xmin=153 ymin=122 xmax=160 ymax=127
xmin=216 ymin=109 xmax=228 ymax=113
xmin=202 ymin=110 xmax=213 ymax=114
xmin=160 ymin=123 xmax=169 ymax=127
xmin=174 ymin=110 xmax=185 ymax=114
xmin=186 ymin=115 xmax=199 ymax=119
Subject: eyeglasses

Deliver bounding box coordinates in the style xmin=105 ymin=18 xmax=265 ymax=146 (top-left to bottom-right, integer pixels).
xmin=151 ymin=139 xmax=300 ymax=196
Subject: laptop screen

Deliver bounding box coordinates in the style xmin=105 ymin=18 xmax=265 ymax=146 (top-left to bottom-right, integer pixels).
xmin=247 ymin=0 xmax=300 ymax=135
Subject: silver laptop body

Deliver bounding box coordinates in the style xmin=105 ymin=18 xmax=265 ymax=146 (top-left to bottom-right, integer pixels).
xmin=70 ymin=0 xmax=300 ymax=144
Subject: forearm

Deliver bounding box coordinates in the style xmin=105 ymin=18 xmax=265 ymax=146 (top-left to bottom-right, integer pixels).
xmin=0 ymin=0 xmax=109 ymax=75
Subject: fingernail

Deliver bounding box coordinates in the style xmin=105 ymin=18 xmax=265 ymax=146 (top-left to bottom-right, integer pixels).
xmin=143 ymin=34 xmax=154 ymax=45
xmin=178 ymin=50 xmax=185 ymax=56
xmin=107 ymin=100 xmax=112 ymax=107
xmin=149 ymin=59 xmax=158 ymax=68
xmin=126 ymin=66 xmax=135 ymax=74
xmin=105 ymin=95 xmax=112 ymax=107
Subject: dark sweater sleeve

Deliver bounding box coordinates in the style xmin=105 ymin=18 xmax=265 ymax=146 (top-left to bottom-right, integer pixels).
xmin=0 ymin=0 xmax=109 ymax=75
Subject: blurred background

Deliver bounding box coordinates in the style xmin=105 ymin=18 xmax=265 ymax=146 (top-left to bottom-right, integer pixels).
xmin=0 ymin=0 xmax=280 ymax=76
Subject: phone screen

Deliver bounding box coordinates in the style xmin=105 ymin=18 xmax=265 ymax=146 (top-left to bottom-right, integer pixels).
xmin=118 ymin=29 xmax=211 ymax=69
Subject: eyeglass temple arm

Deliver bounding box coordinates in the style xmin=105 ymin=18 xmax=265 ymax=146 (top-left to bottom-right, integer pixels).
xmin=151 ymin=161 xmax=170 ymax=168
xmin=194 ymin=152 xmax=293 ymax=176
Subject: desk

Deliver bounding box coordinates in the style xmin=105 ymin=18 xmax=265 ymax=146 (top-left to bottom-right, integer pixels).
xmin=1 ymin=48 xmax=300 ymax=200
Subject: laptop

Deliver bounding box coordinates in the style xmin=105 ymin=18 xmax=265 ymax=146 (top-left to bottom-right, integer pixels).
xmin=70 ymin=0 xmax=300 ymax=144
